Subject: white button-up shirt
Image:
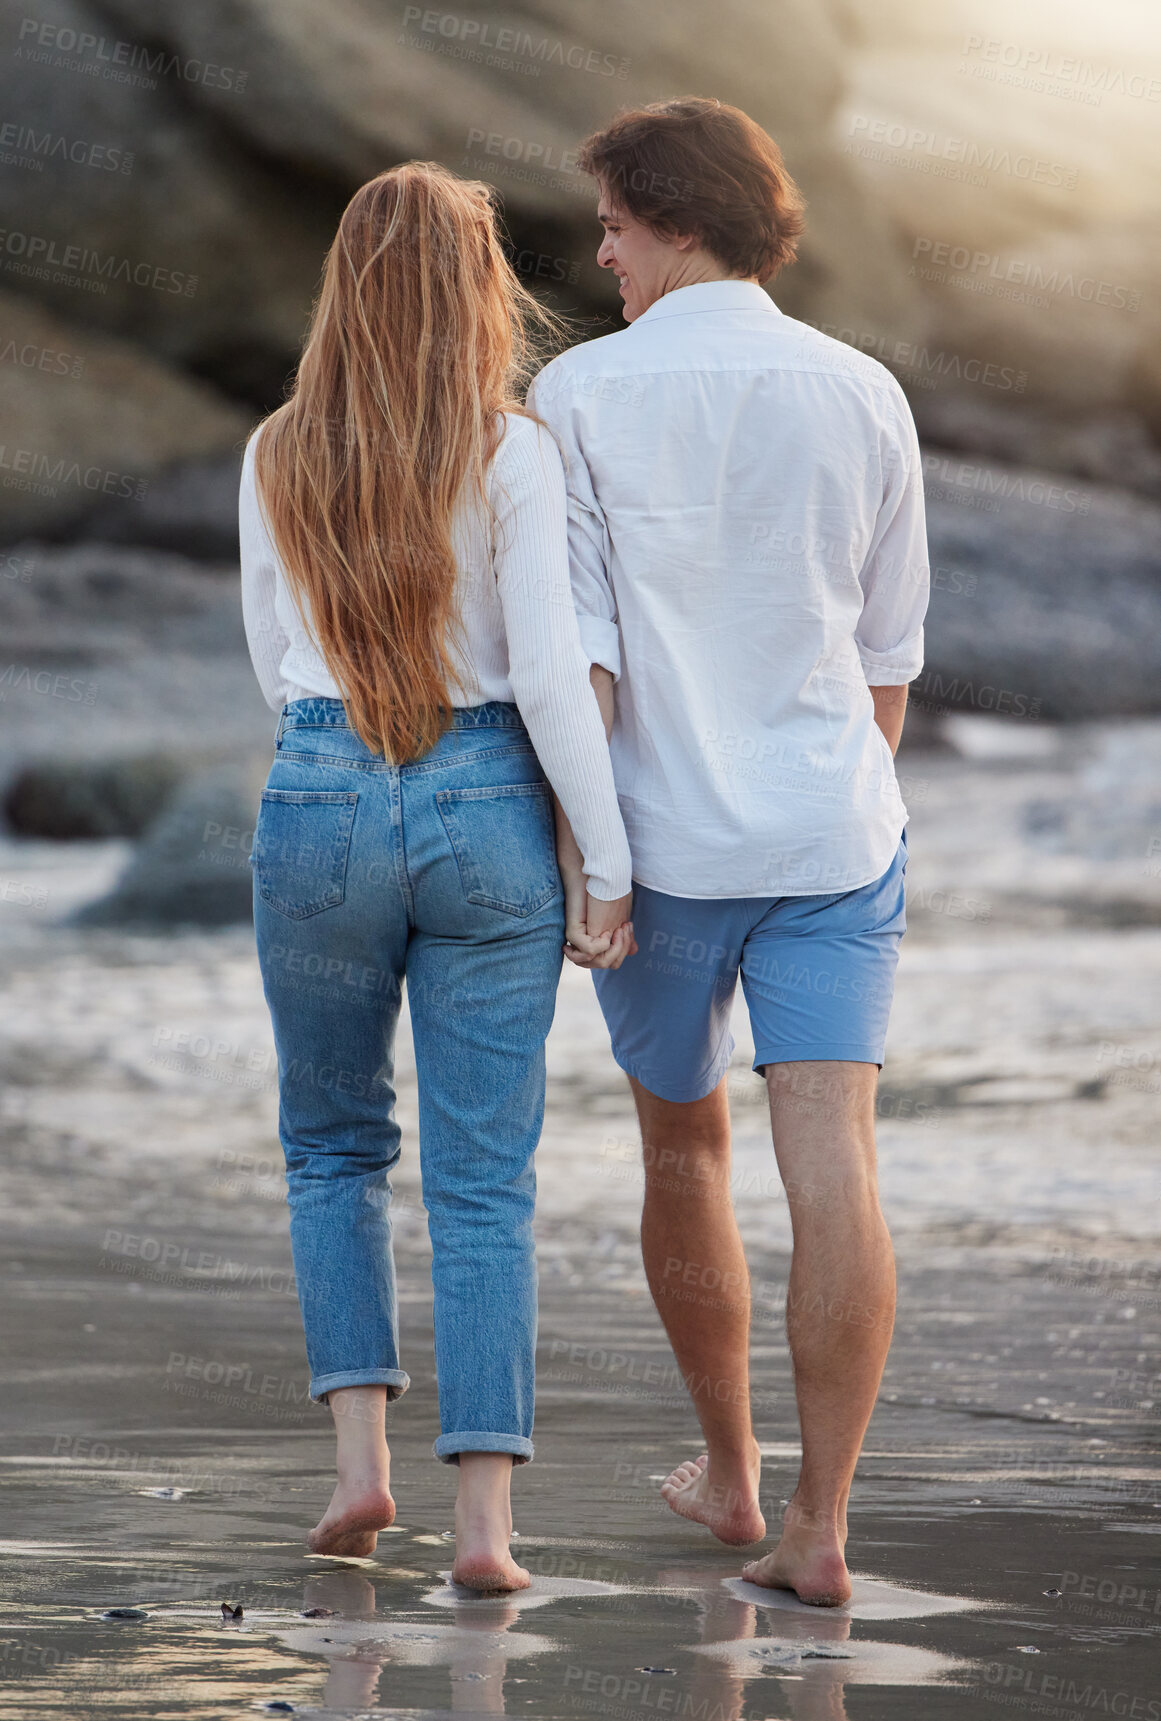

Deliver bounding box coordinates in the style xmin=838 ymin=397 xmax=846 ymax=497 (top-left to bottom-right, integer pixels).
xmin=528 ymin=279 xmax=929 ymax=899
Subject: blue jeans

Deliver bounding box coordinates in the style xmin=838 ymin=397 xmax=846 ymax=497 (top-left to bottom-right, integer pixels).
xmin=251 ymin=699 xmax=565 ymax=1463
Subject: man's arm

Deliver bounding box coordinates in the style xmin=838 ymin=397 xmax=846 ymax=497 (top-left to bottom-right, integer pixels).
xmin=870 ymin=683 xmax=908 ymax=755
xmin=589 ymin=662 xmax=614 ymax=740
xmin=854 ymin=388 xmax=929 ymax=716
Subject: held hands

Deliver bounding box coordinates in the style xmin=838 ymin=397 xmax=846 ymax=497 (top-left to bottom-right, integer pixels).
xmin=553 ymin=788 xmax=635 ymax=970
xmin=562 ymin=874 xmax=636 ymax=971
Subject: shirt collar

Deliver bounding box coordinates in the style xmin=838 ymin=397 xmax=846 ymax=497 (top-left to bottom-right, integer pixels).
xmin=632 ymin=279 xmax=781 ymax=325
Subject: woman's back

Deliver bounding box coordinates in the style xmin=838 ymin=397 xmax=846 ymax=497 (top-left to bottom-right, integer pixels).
xmin=245 ymin=411 xmax=560 ymax=709
xmin=241 ymin=408 xmax=630 ymax=901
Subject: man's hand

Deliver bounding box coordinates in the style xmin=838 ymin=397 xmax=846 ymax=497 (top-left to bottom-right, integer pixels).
xmin=562 ymin=869 xmax=612 ymax=959
xmin=554 ymin=792 xmax=620 ymax=961
xmin=564 ymin=888 xmax=636 ymax=971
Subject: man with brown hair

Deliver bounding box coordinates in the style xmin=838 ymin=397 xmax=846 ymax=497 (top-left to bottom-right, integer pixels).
xmin=529 ymin=98 xmax=928 ymax=1606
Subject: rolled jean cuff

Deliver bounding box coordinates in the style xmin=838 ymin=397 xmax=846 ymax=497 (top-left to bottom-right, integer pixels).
xmin=310 ymin=1367 xmax=411 ymax=1405
xmin=433 ymin=1432 xmax=534 ymax=1466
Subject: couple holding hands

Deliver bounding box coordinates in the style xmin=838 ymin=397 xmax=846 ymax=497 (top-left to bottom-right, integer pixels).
xmin=240 ymin=97 xmax=928 ymax=1601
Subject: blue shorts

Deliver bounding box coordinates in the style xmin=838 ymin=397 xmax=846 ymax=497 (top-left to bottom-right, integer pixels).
xmin=592 ymin=834 xmax=907 ymax=1104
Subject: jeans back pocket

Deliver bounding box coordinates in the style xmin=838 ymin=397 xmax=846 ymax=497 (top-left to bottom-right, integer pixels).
xmin=435 ymin=783 xmax=560 ymax=917
xmin=254 ymin=789 xmax=358 ymax=919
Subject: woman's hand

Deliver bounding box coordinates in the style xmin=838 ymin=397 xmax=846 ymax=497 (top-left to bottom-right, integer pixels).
xmin=562 ymin=864 xmax=611 ymax=959
xmin=564 ymin=889 xmax=636 ymax=971
xmin=554 ymin=794 xmax=612 ymax=960
xmin=553 ymin=791 xmax=634 ymax=969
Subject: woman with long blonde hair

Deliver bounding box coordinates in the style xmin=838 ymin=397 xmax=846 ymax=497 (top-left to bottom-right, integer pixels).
xmin=240 ymin=162 xmax=633 ymax=1590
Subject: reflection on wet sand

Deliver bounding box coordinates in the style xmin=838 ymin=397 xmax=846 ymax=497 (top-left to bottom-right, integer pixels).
xmin=277 ymin=1568 xmax=555 ymax=1713
xmin=661 ymin=1565 xmax=976 ymax=1721
xmin=660 ymin=1563 xmax=759 ymax=1721
xmin=275 ymin=1563 xmax=976 ymax=1718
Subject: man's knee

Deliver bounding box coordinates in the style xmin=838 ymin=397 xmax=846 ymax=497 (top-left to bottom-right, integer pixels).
xmin=640 ymin=1135 xmax=731 ymax=1207
xmin=766 ymin=1059 xmax=878 ymax=1118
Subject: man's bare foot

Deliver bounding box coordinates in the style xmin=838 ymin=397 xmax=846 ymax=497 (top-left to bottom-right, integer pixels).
xmin=741 ymin=1502 xmax=851 ymax=1606
xmin=307 ymin=1477 xmax=395 ymax=1557
xmin=660 ymin=1446 xmax=765 ymax=1546
xmin=451 ymin=1452 xmax=530 ymax=1594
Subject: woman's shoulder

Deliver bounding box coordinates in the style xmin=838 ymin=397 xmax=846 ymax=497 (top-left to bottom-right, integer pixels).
xmin=490 ymin=410 xmax=564 ymax=486
xmin=239 ymin=420 xmax=269 ymax=486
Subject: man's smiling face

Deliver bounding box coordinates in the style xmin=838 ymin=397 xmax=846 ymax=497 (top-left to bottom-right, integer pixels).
xmin=595 ymin=191 xmax=691 ymax=323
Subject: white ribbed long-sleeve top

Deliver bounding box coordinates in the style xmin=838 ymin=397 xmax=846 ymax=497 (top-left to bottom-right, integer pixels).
xmin=239 ymin=412 xmax=632 ymax=901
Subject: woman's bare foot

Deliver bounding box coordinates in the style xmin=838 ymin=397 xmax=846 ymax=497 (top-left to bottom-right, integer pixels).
xmin=450 ymin=1453 xmax=530 ymax=1594
xmin=741 ymin=1498 xmax=851 ymax=1606
xmin=308 ymin=1385 xmax=394 ymax=1557
xmin=308 ymin=1477 xmax=395 ymax=1557
xmin=660 ymin=1445 xmax=765 ymax=1546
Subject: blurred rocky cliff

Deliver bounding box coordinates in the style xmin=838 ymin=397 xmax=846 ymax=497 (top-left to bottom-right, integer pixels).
xmin=1 ymin=0 xmax=1159 ymax=791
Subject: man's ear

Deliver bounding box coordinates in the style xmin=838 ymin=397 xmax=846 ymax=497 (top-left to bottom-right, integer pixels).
xmin=672 ymin=231 xmax=698 ymax=253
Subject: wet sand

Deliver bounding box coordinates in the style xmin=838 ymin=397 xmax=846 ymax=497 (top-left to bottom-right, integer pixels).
xmin=1 ymin=719 xmax=1159 ymax=1719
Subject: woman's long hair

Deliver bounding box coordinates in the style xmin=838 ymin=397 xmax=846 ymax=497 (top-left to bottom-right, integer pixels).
xmin=254 ymin=162 xmax=563 ymax=762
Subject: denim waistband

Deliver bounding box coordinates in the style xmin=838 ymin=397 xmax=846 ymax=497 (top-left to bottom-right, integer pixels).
xmin=278 ymin=698 xmax=526 ymax=733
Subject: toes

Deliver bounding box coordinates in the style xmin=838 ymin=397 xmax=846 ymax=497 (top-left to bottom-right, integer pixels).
xmin=662 ymin=1456 xmax=706 ymax=1489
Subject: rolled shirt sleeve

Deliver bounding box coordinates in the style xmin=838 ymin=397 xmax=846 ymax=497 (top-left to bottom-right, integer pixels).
xmin=854 ymin=386 xmax=929 ymax=687
xmin=528 ymin=367 xmax=622 ymax=680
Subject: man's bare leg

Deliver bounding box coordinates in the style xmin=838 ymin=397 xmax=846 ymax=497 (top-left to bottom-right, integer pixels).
xmin=742 ymin=1061 xmax=895 ymax=1605
xmin=634 ymin=1075 xmax=765 ymax=1546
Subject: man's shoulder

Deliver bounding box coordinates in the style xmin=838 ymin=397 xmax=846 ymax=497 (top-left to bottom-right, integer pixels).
xmin=775 ymin=314 xmax=907 ymax=402
xmin=531 ymin=327 xmax=639 ymax=402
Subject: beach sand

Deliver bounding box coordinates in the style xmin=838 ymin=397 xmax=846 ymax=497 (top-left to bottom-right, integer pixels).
xmin=0 ymin=717 xmax=1158 ymax=1719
